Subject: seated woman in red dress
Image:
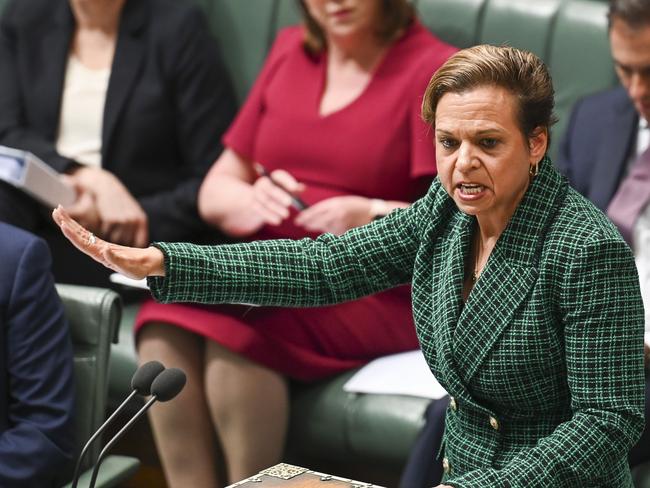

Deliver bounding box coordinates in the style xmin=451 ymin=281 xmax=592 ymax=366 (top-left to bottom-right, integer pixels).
xmin=134 ymin=1 xmax=457 ymax=486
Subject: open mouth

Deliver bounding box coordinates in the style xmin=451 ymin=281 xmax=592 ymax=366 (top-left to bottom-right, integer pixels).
xmin=458 ymin=183 xmax=485 ymax=195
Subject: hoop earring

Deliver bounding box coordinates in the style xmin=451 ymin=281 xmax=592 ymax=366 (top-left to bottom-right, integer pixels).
xmin=529 ymin=163 xmax=539 ymax=177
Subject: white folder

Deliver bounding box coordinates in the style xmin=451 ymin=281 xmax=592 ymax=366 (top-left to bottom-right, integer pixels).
xmin=0 ymin=145 xmax=75 ymax=208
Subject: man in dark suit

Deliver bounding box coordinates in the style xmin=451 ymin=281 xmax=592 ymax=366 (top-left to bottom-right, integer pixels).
xmin=556 ymin=0 xmax=650 ymax=469
xmin=0 ymin=0 xmax=236 ymax=287
xmin=0 ymin=222 xmax=75 ymax=487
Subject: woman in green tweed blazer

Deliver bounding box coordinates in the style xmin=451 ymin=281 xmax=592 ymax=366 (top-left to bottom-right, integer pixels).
xmin=53 ymin=45 xmax=646 ymax=487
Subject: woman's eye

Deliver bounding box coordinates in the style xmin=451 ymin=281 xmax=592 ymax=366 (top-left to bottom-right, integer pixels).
xmin=439 ymin=138 xmax=457 ymax=149
xmin=481 ymin=138 xmax=498 ymax=149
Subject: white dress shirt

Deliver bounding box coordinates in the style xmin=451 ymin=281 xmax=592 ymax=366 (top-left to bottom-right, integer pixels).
xmin=630 ymin=118 xmax=650 ymax=345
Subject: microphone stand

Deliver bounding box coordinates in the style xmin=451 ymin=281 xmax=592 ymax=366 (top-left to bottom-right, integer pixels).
xmin=88 ymin=396 xmax=158 ymax=488
xmin=71 ymin=389 xmax=139 ymax=488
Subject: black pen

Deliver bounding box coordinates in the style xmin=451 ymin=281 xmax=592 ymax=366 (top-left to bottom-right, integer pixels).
xmin=253 ymin=162 xmax=308 ymax=211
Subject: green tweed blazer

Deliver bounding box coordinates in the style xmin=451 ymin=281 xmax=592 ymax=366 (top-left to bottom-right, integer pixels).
xmin=149 ymin=160 xmax=646 ymax=487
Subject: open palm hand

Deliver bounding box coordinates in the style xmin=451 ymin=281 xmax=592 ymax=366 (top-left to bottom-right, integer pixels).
xmin=52 ymin=206 xmax=164 ymax=280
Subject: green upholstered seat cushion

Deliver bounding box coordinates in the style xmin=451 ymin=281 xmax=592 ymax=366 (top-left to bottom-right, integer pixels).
xmin=289 ymin=372 xmax=428 ymax=467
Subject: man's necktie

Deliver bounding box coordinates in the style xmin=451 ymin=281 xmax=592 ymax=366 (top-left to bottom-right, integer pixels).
xmin=607 ymin=145 xmax=650 ymax=247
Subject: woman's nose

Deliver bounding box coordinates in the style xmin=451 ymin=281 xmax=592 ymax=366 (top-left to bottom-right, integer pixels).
xmin=455 ymin=143 xmax=478 ymax=172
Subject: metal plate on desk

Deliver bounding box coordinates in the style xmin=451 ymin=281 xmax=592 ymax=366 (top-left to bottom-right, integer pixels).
xmin=227 ymin=463 xmax=382 ymax=488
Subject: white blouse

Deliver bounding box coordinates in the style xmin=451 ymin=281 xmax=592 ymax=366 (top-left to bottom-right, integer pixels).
xmin=56 ymin=56 xmax=110 ymax=167
xmin=631 ymin=118 xmax=650 ymax=344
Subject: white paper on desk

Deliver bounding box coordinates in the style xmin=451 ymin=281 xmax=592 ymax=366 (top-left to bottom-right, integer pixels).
xmin=110 ymin=273 xmax=149 ymax=290
xmin=343 ymin=350 xmax=448 ymax=399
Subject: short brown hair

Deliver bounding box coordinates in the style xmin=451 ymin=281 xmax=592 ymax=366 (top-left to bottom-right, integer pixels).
xmin=608 ymin=0 xmax=650 ymax=30
xmin=422 ymin=44 xmax=557 ymax=146
xmin=298 ymin=0 xmax=414 ymax=54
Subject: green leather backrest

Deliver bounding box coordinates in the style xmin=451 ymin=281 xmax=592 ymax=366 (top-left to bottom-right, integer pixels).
xmin=417 ymin=0 xmax=487 ymax=48
xmin=274 ymin=0 xmax=302 ymax=36
xmin=479 ymin=0 xmax=564 ymax=58
xmin=549 ymin=1 xmax=617 ymax=152
xmin=56 ymin=284 xmax=121 ymax=473
xmin=207 ymin=0 xmax=278 ymax=103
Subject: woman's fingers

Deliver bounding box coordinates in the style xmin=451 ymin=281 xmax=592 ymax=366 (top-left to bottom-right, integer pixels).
xmin=54 ymin=207 xmax=100 ymax=252
xmin=54 ymin=206 xmax=120 ymax=268
xmin=269 ymin=169 xmax=305 ymax=194
xmin=252 ymin=177 xmax=292 ymax=223
xmin=52 ymin=206 xmax=163 ymax=279
xmin=294 ymin=199 xmax=331 ymax=226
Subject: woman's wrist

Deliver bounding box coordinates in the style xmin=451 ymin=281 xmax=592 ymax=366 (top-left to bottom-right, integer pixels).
xmin=148 ymin=246 xmax=166 ymax=276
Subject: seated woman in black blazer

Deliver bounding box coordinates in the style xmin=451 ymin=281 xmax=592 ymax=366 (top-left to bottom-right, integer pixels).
xmin=0 ymin=0 xmax=236 ymax=286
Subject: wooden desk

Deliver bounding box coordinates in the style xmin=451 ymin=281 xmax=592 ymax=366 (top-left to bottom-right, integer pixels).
xmin=226 ymin=463 xmax=384 ymax=488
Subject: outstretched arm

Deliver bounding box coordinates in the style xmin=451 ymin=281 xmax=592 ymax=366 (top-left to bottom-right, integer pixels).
xmin=53 ymin=181 xmax=441 ymax=308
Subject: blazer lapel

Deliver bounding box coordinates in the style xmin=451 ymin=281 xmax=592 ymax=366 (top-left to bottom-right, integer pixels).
xmin=590 ymin=98 xmax=637 ymax=211
xmin=33 ymin=1 xmax=73 ymax=140
xmin=425 ymin=209 xmax=475 ymax=402
xmin=102 ymin=0 xmax=147 ymax=163
xmin=453 ymin=160 xmax=566 ymax=384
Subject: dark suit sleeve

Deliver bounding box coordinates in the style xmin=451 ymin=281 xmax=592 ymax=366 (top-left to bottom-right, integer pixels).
xmin=137 ymin=6 xmax=236 ymax=242
xmin=0 ymin=238 xmax=75 ymax=486
xmin=0 ymin=0 xmax=78 ymax=173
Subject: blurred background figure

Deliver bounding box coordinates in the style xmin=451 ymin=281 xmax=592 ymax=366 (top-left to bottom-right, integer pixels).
xmin=557 ymin=0 xmax=650 ymax=469
xmin=0 ymin=222 xmax=75 ymax=487
xmin=132 ymin=0 xmax=456 ymax=486
xmin=0 ymin=0 xmax=236 ymax=287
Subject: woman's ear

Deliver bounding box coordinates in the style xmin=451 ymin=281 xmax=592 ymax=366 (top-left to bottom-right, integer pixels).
xmin=528 ymin=126 xmax=548 ymax=162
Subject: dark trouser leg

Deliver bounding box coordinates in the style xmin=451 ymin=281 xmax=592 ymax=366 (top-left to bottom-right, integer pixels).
xmin=399 ymin=396 xmax=449 ymax=488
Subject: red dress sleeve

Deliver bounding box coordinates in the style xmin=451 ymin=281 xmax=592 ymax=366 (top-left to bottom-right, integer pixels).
xmin=223 ymin=27 xmax=302 ymax=159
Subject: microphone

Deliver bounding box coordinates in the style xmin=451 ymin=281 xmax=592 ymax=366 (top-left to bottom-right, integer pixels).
xmin=70 ymin=361 xmax=165 ymax=488
xmin=88 ymin=368 xmax=187 ymax=488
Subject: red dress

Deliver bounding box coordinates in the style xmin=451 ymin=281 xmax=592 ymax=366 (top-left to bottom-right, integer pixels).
xmin=135 ymin=23 xmax=457 ymax=381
